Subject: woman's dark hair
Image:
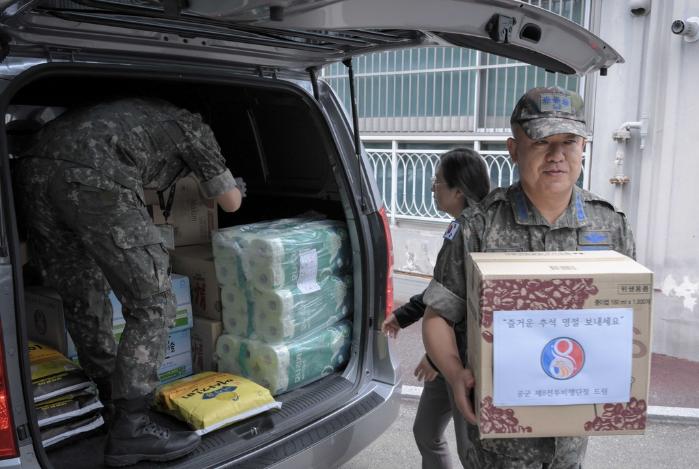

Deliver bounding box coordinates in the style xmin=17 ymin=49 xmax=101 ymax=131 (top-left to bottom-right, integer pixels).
xmin=439 ymin=147 xmax=490 ymax=202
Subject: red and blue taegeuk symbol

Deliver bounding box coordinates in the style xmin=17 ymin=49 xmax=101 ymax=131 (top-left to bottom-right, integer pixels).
xmin=540 ymin=337 xmax=585 ymax=380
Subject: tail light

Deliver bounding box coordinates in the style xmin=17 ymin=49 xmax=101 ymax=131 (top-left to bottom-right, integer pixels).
xmin=0 ymin=327 xmax=17 ymax=458
xmin=378 ymin=207 xmax=394 ymax=318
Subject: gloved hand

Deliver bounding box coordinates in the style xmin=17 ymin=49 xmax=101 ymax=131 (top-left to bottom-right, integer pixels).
xmin=234 ymin=177 xmax=247 ymax=198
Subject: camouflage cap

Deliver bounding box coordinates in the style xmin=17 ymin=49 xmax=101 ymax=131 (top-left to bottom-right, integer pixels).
xmin=510 ymin=86 xmax=588 ymax=139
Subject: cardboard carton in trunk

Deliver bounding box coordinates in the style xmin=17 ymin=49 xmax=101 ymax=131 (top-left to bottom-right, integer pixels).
xmin=25 ymin=287 xmax=72 ymax=357
xmin=191 ymin=317 xmax=223 ymax=374
xmin=466 ymin=250 xmax=652 ymax=439
xmin=171 ymin=245 xmax=222 ymax=321
xmin=148 ymin=176 xmax=218 ymax=247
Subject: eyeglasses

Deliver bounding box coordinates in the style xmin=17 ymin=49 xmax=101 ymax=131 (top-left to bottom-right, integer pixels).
xmin=431 ymin=177 xmax=445 ymax=186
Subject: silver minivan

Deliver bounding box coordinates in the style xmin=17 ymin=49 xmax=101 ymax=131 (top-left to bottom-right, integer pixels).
xmin=0 ymin=1 xmax=621 ymax=468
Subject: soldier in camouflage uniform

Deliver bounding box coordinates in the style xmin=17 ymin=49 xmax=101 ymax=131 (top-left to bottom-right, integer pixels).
xmin=15 ymin=97 xmax=244 ymax=466
xmin=421 ymin=87 xmax=635 ymax=468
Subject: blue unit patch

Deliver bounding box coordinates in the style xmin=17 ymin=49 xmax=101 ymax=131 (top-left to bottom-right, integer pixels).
xmin=574 ymin=192 xmax=587 ymax=223
xmin=578 ymin=245 xmax=610 ymax=251
xmin=514 ymin=191 xmax=529 ymax=222
xmin=577 ymin=230 xmax=611 ymax=251
xmin=443 ymin=221 xmax=460 ymax=240
xmin=582 ymin=232 xmax=610 ymax=244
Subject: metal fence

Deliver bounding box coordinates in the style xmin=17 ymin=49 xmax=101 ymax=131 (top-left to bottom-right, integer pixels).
xmin=365 ymin=137 xmax=590 ymax=224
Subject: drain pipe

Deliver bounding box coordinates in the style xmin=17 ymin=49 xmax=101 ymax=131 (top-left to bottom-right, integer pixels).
xmin=610 ymin=120 xmax=647 ymax=209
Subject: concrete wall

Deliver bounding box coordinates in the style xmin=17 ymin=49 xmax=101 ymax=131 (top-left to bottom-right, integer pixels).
xmin=590 ymin=0 xmax=699 ymax=360
xmin=390 ymin=219 xmax=449 ymax=276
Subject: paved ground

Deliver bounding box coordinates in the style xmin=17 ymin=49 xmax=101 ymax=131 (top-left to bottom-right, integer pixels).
xmin=339 ymin=396 xmax=699 ymax=469
xmin=648 ymin=353 xmax=699 ymax=408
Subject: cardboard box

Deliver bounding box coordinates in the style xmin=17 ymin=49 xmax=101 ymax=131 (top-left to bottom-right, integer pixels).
xmin=191 ymin=317 xmax=222 ymax=374
xmin=466 ymin=250 xmax=652 ymax=439
xmin=148 ymin=176 xmax=218 ymax=247
xmin=171 ymin=274 xmax=193 ymax=306
xmin=158 ymin=351 xmax=193 ymax=384
xmin=171 ymin=245 xmax=222 ymax=320
xmin=25 ymin=287 xmax=72 ymax=356
xmin=165 ymin=328 xmax=192 ymax=358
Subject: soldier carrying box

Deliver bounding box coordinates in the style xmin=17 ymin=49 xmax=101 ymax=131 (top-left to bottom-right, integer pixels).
xmin=422 ymin=87 xmax=635 ymax=469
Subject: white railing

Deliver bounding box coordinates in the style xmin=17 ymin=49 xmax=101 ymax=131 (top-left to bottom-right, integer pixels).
xmin=365 ymin=136 xmax=590 ymax=224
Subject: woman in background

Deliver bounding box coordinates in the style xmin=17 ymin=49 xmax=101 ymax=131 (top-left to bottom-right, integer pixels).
xmin=382 ymin=147 xmax=490 ymax=469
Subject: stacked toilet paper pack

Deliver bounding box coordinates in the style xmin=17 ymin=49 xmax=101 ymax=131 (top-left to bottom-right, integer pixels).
xmin=216 ymin=320 xmax=352 ymax=395
xmin=212 ymin=218 xmax=353 ymax=395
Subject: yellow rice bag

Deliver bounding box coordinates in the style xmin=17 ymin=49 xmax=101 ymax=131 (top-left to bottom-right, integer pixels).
xmin=155 ymin=372 xmax=281 ymax=435
xmin=29 ymin=342 xmax=91 ymax=402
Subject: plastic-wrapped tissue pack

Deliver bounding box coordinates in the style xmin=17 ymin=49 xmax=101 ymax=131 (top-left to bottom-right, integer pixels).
xmin=212 ymin=218 xmax=350 ymax=291
xmin=212 ymin=218 xmax=353 ymax=344
xmin=215 ymin=319 xmax=352 ymax=395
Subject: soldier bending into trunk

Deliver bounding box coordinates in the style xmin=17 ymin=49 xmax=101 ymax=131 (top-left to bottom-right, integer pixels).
xmin=16 ymin=97 xmax=244 ymax=466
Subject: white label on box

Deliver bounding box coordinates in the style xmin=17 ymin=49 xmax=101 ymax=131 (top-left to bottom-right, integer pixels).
xmin=493 ymin=308 xmax=633 ymax=406
xmin=297 ymin=249 xmax=320 ymax=293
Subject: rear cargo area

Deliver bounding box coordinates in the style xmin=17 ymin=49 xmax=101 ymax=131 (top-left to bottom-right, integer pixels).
xmin=7 ymin=72 xmax=364 ymax=468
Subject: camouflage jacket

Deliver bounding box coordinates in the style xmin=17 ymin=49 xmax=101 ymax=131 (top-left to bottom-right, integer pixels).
xmin=24 ymin=97 xmax=236 ymax=203
xmin=425 ymin=182 xmax=635 ymax=331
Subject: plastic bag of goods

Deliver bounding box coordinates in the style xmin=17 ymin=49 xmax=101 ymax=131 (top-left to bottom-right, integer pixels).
xmin=29 ymin=341 xmax=92 ymax=403
xmin=155 ymin=372 xmax=281 ymax=435
xmin=36 ymin=384 xmax=103 ymax=427
xmin=40 ymin=411 xmax=104 ymax=448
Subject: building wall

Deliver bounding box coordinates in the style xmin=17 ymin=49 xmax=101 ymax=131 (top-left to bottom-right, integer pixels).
xmin=591 ymin=0 xmax=699 ymax=360
xmin=391 ymin=221 xmax=447 ymax=276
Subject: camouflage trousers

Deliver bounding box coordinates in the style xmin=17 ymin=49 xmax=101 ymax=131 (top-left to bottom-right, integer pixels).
xmin=414 ymin=374 xmax=473 ymax=469
xmin=16 ymin=157 xmax=175 ymax=401
xmin=460 ymin=420 xmax=587 ymax=469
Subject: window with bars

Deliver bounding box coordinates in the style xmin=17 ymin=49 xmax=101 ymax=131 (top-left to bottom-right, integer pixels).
xmin=321 ymin=0 xmax=588 ymax=134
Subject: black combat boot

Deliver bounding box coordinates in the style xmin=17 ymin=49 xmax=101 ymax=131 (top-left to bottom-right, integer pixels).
xmin=103 ymin=397 xmax=200 ymax=467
